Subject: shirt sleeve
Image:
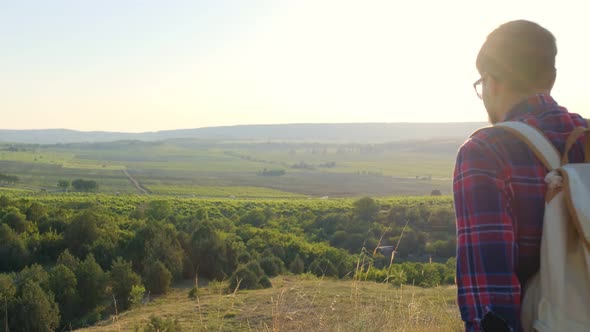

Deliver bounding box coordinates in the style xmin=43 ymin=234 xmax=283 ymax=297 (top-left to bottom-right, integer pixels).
xmin=453 ymin=136 xmax=521 ymax=332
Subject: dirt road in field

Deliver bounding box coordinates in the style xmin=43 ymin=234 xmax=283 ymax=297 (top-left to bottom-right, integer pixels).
xmin=122 ymin=169 xmax=150 ymax=194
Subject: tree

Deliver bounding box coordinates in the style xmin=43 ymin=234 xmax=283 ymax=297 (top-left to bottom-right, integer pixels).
xmin=65 ymin=211 xmax=101 ymax=257
xmin=329 ymin=230 xmax=365 ymax=253
xmin=14 ymin=264 xmax=49 ymax=293
xmin=127 ymin=221 xmax=184 ymax=279
xmin=110 ymin=258 xmax=142 ymax=311
xmin=0 ymin=224 xmax=29 ymax=272
xmin=0 ymin=274 xmax=16 ymax=330
xmin=11 ymin=281 xmax=60 ymax=332
xmin=146 ymin=200 xmax=171 ymax=221
xmin=90 ymin=234 xmax=119 ymax=271
xmin=425 ymin=239 xmax=456 ymax=258
xmin=387 ymin=203 xmax=408 ymax=225
xmin=189 ymin=221 xmax=226 ymax=279
xmin=71 ymin=179 xmax=98 ymax=192
xmin=427 ymin=206 xmax=455 ymax=231
xmin=26 ymin=202 xmax=48 ymax=223
xmin=57 ymin=180 xmax=70 ymax=191
xmin=57 ymin=249 xmax=80 ymax=271
xmin=239 ymin=209 xmax=267 ymax=227
xmin=0 ymin=195 xmax=10 ymax=208
xmin=181 ymin=254 xmax=195 ymax=279
xmin=48 ymin=264 xmax=78 ymax=325
xmin=144 ymin=261 xmax=172 ymax=295
xmin=2 ymin=209 xmax=27 ymax=234
xmin=389 ymin=228 xmax=426 ymax=258
xmin=75 ymin=254 xmax=108 ymax=315
xmin=258 ymin=169 xmax=285 ymax=176
xmin=353 ymin=197 xmax=379 ymax=222
xmin=309 ymin=213 xmax=349 ymax=240
xmin=34 ymin=231 xmax=65 ymax=265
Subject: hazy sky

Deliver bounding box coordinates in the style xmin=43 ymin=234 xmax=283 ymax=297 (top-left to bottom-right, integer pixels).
xmin=2 ymin=1 xmax=589 ymax=132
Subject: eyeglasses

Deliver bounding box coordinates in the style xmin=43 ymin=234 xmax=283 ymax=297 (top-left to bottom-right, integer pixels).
xmin=473 ymin=77 xmax=483 ymax=99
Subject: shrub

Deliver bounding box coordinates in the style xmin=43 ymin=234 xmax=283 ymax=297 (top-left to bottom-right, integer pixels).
xmin=129 ymin=284 xmax=146 ymax=309
xmin=207 ymin=280 xmax=228 ymax=295
xmin=188 ymin=286 xmax=198 ymax=299
xmin=418 ymin=263 xmax=442 ymax=287
xmin=289 ymin=255 xmax=305 ymax=274
xmin=110 ymin=257 xmax=142 ymax=310
xmin=144 ymin=261 xmax=172 ymax=295
xmin=386 ymin=264 xmax=407 ymax=286
xmin=259 ymin=256 xmax=284 ymax=277
xmin=144 ymin=315 xmax=182 ymax=332
xmin=399 ymin=262 xmax=421 ymax=286
xmin=258 ymin=275 xmax=272 ymax=289
xmin=237 ymin=252 xmax=251 ymax=264
xmin=308 ymin=258 xmax=338 ymax=277
xmin=229 ymin=265 xmax=259 ymax=291
xmin=228 ymin=261 xmax=267 ymax=291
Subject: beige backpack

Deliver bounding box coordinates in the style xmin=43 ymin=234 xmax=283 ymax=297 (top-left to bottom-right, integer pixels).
xmin=495 ymin=121 xmax=590 ymax=332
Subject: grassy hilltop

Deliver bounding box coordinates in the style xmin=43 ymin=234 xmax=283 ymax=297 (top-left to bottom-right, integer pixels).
xmin=79 ymin=276 xmax=461 ymax=332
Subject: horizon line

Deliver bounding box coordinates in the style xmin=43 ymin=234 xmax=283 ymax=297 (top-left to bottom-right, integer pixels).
xmin=0 ymin=121 xmax=489 ymax=134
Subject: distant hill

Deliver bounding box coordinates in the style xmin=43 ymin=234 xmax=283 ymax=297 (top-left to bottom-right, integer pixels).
xmin=0 ymin=122 xmax=487 ymax=144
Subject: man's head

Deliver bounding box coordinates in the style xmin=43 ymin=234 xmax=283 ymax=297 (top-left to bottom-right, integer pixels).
xmin=475 ymin=20 xmax=557 ymax=123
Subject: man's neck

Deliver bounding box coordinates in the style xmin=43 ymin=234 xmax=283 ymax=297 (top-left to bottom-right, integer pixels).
xmin=498 ymin=90 xmax=551 ymax=122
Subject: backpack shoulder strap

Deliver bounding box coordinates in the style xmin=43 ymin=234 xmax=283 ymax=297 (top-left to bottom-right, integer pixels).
xmin=493 ymin=121 xmax=561 ymax=171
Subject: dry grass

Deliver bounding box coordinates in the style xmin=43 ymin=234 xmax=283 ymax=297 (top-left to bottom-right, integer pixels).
xmin=76 ymin=276 xmax=461 ymax=332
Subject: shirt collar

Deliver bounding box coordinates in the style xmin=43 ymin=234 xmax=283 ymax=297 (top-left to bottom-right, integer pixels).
xmin=503 ymin=93 xmax=558 ymax=122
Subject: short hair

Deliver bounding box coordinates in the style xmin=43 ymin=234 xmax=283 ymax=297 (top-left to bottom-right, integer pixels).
xmin=476 ymin=20 xmax=557 ymax=92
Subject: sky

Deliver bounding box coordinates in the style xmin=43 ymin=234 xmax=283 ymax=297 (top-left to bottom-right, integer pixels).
xmin=1 ymin=0 xmax=589 ymax=132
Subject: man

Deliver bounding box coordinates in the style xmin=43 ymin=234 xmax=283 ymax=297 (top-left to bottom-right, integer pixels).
xmin=453 ymin=20 xmax=587 ymax=331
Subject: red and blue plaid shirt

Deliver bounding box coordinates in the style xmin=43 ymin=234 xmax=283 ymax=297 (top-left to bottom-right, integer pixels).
xmin=453 ymin=94 xmax=587 ymax=331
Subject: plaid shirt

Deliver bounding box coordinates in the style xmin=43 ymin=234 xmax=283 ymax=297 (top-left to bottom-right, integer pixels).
xmin=453 ymin=94 xmax=587 ymax=331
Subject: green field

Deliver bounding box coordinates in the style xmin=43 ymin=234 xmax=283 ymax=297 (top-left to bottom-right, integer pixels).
xmin=0 ymin=138 xmax=458 ymax=197
xmin=146 ymin=185 xmax=308 ymax=198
